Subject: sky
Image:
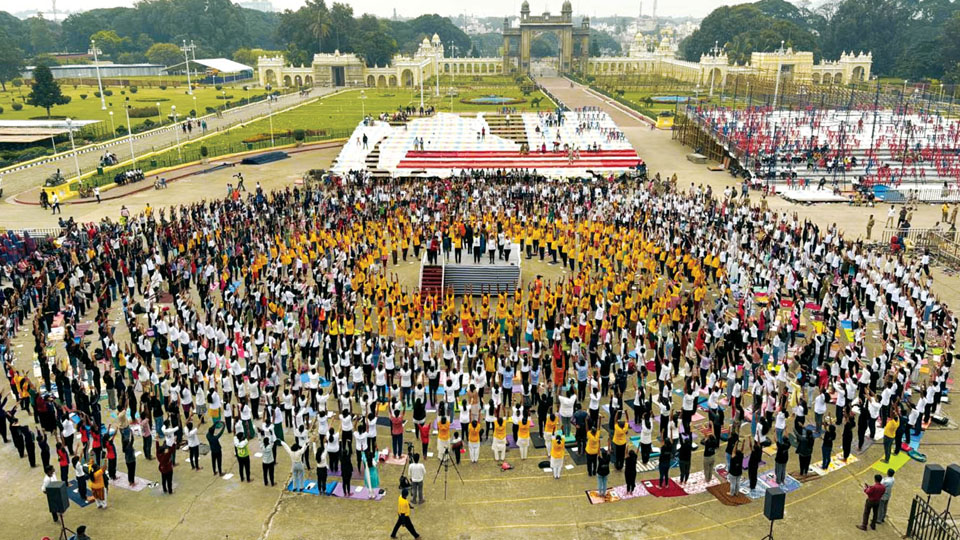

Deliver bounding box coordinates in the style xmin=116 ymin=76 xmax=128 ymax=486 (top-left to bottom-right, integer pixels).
xmin=25 ymin=0 xmax=748 ymax=20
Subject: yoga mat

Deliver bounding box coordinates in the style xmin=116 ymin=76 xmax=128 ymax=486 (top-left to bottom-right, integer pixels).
xmin=567 ymin=449 xmax=588 ymax=465
xmin=758 ymin=469 xmax=802 ymax=494
xmin=739 ymin=484 xmax=767 ymax=500
xmin=331 ymin=483 xmax=386 ymax=501
xmin=811 ymin=452 xmax=858 ymax=476
xmin=111 ymin=476 xmax=154 ymax=492
xmin=66 ymin=480 xmax=93 ymax=507
xmin=673 ymin=470 xmax=721 ymax=495
xmin=871 ymin=451 xmax=911 ymax=473
xmin=585 ymin=484 xmax=650 ymax=504
xmin=642 ymin=478 xmax=687 ymax=497
xmin=381 ymin=453 xmax=408 ymax=466
xmin=285 ymin=479 xmax=337 ymax=495
xmin=707 ymin=482 xmax=751 ymax=506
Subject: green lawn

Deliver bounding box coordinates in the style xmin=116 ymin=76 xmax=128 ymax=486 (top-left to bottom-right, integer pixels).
xmin=0 ymin=81 xmax=263 ymax=140
xmin=177 ymin=87 xmax=552 ymax=150
xmin=80 ymin=85 xmax=554 ymax=188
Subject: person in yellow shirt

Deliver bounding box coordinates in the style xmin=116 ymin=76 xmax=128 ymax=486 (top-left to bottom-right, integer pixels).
xmin=390 ymin=489 xmax=420 ymax=539
xmin=467 ymin=420 xmax=482 ymax=463
xmin=436 ymin=415 xmax=451 ymax=458
xmin=491 ymin=416 xmax=508 ymax=462
xmin=585 ymin=425 xmax=602 ymax=477
xmin=517 ymin=414 xmax=532 ymax=460
xmin=612 ymin=415 xmax=629 ymax=470
xmin=881 ymin=413 xmax=900 ymax=464
xmin=550 ymin=433 xmax=565 ymax=479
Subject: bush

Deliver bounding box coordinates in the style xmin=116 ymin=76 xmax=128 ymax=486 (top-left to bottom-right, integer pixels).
xmin=242 ymin=85 xmax=249 ymax=91
xmin=200 ymin=145 xmax=209 ymax=157
xmin=189 ymin=109 xmax=196 ymax=117
xmin=127 ymin=106 xmax=161 ymax=118
xmin=103 ymin=89 xmax=113 ymax=96
xmin=94 ymin=91 xmax=101 ymax=98
xmin=12 ymin=103 xmax=23 ymax=111
xmin=205 ymin=106 xmax=217 ymax=114
xmin=115 ymin=125 xmax=128 ymax=135
xmin=215 ymin=84 xmax=223 ymax=91
xmin=79 ymin=94 xmax=88 ymax=100
xmin=159 ymin=85 xmax=167 ymax=90
xmin=216 ymin=94 xmax=234 ymax=100
xmin=120 ymin=90 xmax=126 ymax=95
xmin=129 ymin=86 xmax=137 ymax=93
xmin=0 ymin=106 xmax=3 ymax=114
xmin=139 ymin=97 xmax=168 ymax=102
xmin=293 ymin=129 xmax=305 ymax=141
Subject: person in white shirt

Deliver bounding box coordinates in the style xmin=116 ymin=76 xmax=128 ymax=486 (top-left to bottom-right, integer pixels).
xmin=185 ymin=419 xmax=202 ymax=470
xmin=407 ymin=453 xmax=426 ymax=504
xmin=41 ymin=466 xmax=60 ymax=522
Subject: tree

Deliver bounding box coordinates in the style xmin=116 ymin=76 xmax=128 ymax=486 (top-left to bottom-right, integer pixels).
xmin=27 ymin=64 xmax=71 ymax=118
xmin=146 ymin=43 xmax=183 ymax=67
xmin=90 ymin=30 xmax=130 ymax=57
xmin=0 ymin=32 xmax=24 ymax=92
xmin=307 ymin=0 xmax=331 ymax=53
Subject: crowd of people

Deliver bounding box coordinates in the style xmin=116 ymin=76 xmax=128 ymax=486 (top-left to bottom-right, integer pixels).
xmin=0 ymin=165 xmax=954 ymax=535
xmin=691 ymin=106 xmax=960 ymax=187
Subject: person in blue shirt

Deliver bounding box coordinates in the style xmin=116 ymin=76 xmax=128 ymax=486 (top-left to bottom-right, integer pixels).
xmin=501 ymin=365 xmax=514 ymax=409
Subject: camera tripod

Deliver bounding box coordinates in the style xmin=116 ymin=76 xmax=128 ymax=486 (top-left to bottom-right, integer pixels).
xmin=57 ymin=513 xmax=75 ymax=540
xmin=432 ymin=447 xmax=464 ymax=500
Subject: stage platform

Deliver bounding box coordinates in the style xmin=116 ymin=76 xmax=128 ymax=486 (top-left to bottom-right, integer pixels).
xmin=419 ymin=244 xmax=522 ymax=297
xmin=332 ymin=111 xmax=642 ymax=178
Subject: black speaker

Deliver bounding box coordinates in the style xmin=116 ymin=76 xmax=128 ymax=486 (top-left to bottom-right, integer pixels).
xmin=923 ymin=464 xmax=945 ymax=495
xmin=944 ymin=464 xmax=960 ymax=497
xmin=45 ymin=481 xmax=69 ymax=515
xmin=764 ymin=487 xmax=785 ymax=521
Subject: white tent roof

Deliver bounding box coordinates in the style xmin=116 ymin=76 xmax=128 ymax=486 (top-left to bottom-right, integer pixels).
xmin=168 ymin=58 xmax=252 ymax=73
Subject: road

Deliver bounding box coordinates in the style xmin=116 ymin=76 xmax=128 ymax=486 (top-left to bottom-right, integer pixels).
xmin=0 ymin=86 xmax=341 ymax=197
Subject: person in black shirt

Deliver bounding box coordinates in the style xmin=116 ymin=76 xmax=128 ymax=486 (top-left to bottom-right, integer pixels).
xmin=677 ymin=434 xmax=693 ymax=484
xmin=725 ymin=431 xmax=739 ymax=470
xmin=625 ymin=450 xmax=638 ymax=494
xmin=821 ymin=422 xmax=836 ymax=470
xmin=842 ymin=411 xmax=855 ymax=461
xmin=797 ymin=429 xmax=814 ymax=476
xmin=702 ymin=433 xmax=719 ymax=484
xmin=774 ymin=438 xmax=790 ymax=484
xmin=728 ymin=441 xmax=744 ymax=496
xmin=658 ymin=437 xmax=673 ymax=488
xmin=748 ymin=439 xmax=762 ymax=490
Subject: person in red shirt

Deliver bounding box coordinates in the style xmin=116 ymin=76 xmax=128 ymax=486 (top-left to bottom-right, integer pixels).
xmin=859 ymin=474 xmax=886 ymax=530
xmin=389 ymin=409 xmax=405 ymax=458
xmin=418 ymin=422 xmax=430 ymax=458
xmin=157 ymin=442 xmax=176 ymax=494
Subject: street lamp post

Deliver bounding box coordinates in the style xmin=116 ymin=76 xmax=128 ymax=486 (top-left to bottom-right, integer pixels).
xmin=359 ymin=90 xmax=366 ymax=119
xmin=181 ymin=40 xmax=195 ymax=95
xmin=171 ymin=105 xmax=182 ymax=161
xmin=108 ymin=111 xmax=115 ymax=137
xmin=267 ymin=98 xmax=275 ymax=146
xmin=125 ymin=105 xmax=137 ymax=168
xmin=419 ymin=64 xmax=425 ymax=111
xmin=65 ymin=118 xmax=81 ymax=179
xmin=89 ymin=40 xmax=107 ymax=111
xmin=156 ymin=102 xmax=162 ymax=125
xmin=772 ymin=40 xmax=785 ymax=110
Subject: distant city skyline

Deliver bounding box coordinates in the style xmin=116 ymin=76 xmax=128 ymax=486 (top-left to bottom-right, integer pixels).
xmin=17 ymin=0 xmax=750 ymax=20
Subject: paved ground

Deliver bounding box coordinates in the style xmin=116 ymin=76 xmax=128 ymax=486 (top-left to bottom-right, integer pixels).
xmin=0 ymin=79 xmax=958 ymax=540
xmin=0 ymin=86 xmax=339 ymax=198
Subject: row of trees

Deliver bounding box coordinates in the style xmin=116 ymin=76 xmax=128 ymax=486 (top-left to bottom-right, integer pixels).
xmin=681 ymin=0 xmax=960 ymax=81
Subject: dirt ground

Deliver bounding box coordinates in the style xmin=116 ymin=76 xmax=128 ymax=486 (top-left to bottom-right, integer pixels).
xmin=0 ymin=78 xmax=958 ymax=540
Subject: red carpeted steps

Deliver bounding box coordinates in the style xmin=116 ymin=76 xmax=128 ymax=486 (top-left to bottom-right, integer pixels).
xmin=420 ymin=264 xmax=444 ymax=301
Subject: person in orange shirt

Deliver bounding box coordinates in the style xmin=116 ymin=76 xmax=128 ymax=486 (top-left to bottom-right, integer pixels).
xmin=550 ymin=433 xmax=565 ymax=479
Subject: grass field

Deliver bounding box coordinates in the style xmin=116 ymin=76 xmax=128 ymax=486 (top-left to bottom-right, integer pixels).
xmin=0 ymin=81 xmax=263 ymax=139
xmin=177 ymin=86 xmax=552 ymax=150
xmin=81 ymin=85 xmax=554 ymax=187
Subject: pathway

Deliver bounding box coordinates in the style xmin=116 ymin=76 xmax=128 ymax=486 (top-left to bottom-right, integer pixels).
xmin=0 ymin=86 xmax=343 ymax=197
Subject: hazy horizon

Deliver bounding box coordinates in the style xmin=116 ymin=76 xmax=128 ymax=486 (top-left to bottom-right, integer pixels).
xmin=12 ymin=0 xmax=748 ymax=20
